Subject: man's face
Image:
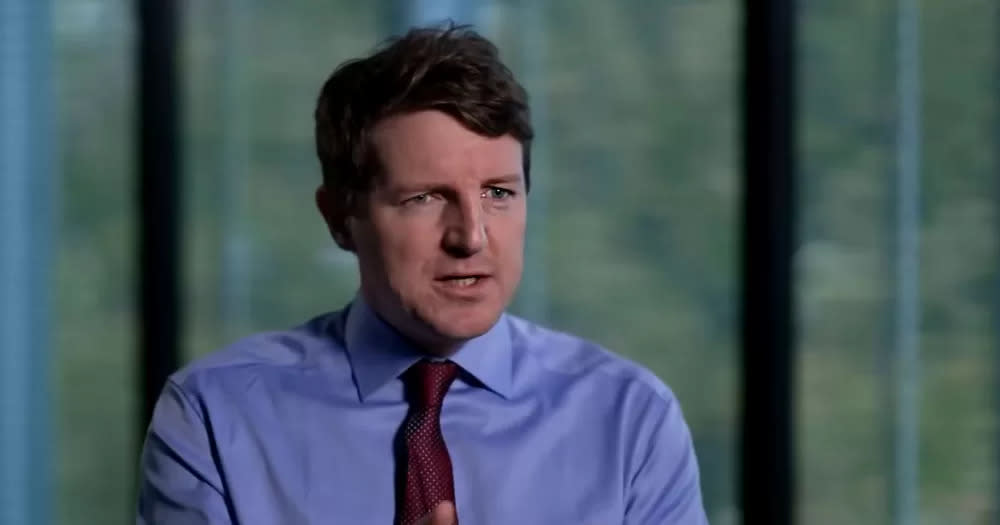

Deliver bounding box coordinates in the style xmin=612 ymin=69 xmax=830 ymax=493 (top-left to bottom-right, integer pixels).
xmin=322 ymin=110 xmax=526 ymax=353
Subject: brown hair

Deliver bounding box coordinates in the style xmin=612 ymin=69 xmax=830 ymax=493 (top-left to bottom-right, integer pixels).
xmin=314 ymin=23 xmax=533 ymax=241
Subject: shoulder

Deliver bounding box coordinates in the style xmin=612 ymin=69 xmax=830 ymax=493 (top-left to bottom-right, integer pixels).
xmin=168 ymin=310 xmax=346 ymax=395
xmin=505 ymin=314 xmax=676 ymax=407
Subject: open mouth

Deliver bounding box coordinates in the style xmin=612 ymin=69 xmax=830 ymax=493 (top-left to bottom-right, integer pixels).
xmin=437 ymin=275 xmax=487 ymax=288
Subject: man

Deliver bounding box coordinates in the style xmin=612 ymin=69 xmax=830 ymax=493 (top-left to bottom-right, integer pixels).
xmin=137 ymin=25 xmax=708 ymax=525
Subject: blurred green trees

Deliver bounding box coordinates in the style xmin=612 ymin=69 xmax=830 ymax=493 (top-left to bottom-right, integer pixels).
xmin=52 ymin=1 xmax=997 ymax=523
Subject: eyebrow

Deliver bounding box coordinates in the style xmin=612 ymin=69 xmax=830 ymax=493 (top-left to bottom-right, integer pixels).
xmin=482 ymin=174 xmax=524 ymax=186
xmin=388 ymin=174 xmax=525 ymax=194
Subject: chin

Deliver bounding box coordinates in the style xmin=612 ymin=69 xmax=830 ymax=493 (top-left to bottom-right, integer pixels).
xmin=425 ymin=306 xmax=502 ymax=342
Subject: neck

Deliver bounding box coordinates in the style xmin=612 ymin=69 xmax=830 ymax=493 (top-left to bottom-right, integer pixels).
xmin=403 ymin=329 xmax=466 ymax=359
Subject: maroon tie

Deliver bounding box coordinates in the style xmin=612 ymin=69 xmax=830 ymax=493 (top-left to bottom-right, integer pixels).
xmin=398 ymin=360 xmax=459 ymax=525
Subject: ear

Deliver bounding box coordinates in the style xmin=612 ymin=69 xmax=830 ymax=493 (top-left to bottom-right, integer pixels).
xmin=315 ymin=184 xmax=355 ymax=252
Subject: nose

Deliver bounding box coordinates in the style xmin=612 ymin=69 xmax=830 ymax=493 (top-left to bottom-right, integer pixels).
xmin=441 ymin=195 xmax=485 ymax=257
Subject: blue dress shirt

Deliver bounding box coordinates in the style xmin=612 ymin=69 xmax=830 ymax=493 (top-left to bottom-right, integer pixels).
xmin=137 ymin=296 xmax=708 ymax=524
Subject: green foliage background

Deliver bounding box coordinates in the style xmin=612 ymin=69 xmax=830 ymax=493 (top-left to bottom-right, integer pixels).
xmin=51 ymin=1 xmax=997 ymax=523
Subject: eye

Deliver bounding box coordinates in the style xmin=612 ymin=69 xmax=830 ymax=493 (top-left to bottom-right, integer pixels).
xmin=403 ymin=193 xmax=433 ymax=205
xmin=483 ymin=187 xmax=515 ymax=200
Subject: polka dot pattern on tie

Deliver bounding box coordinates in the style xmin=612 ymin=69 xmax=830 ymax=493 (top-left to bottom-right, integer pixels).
xmin=398 ymin=360 xmax=459 ymax=525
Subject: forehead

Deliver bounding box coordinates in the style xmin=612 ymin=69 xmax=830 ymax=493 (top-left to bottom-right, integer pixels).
xmin=371 ymin=110 xmax=522 ymax=186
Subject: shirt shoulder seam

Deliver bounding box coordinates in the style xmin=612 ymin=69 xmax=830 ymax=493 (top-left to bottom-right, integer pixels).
xmin=509 ymin=318 xmax=676 ymax=406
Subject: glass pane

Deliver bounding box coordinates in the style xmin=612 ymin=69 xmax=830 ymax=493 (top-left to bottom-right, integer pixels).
xmin=53 ymin=0 xmax=136 ymax=523
xmin=183 ymin=1 xmax=738 ymax=522
xmin=919 ymin=1 xmax=996 ymax=520
xmin=496 ymin=2 xmax=740 ymax=521
xmin=182 ymin=1 xmax=376 ymax=355
xmin=797 ymin=1 xmax=999 ymax=523
xmin=797 ymin=3 xmax=895 ymax=521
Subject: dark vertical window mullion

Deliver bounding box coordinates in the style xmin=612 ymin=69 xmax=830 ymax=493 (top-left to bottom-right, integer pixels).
xmin=739 ymin=0 xmax=797 ymax=524
xmin=136 ymin=0 xmax=181 ymax=435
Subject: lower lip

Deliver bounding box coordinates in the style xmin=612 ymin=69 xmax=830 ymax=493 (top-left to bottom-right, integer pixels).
xmin=434 ymin=277 xmax=491 ymax=297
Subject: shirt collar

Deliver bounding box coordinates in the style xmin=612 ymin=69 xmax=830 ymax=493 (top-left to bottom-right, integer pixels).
xmin=343 ymin=293 xmax=513 ymax=402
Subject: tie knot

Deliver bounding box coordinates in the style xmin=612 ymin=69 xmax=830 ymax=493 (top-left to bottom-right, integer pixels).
xmin=404 ymin=360 xmax=459 ymax=409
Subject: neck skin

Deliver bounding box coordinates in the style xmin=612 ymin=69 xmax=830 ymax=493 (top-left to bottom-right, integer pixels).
xmin=359 ymin=289 xmax=470 ymax=359
xmin=404 ymin=332 xmax=464 ymax=359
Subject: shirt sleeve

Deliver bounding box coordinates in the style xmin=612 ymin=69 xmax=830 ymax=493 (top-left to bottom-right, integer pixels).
xmin=136 ymin=378 xmax=233 ymax=525
xmin=624 ymin=390 xmax=709 ymax=525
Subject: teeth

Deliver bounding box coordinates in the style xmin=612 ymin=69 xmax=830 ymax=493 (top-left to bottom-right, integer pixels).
xmin=455 ymin=277 xmax=478 ymax=287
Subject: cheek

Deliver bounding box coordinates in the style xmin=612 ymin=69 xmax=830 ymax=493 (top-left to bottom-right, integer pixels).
xmin=375 ymin=217 xmax=437 ymax=277
xmin=494 ymin=215 xmax=526 ymax=268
